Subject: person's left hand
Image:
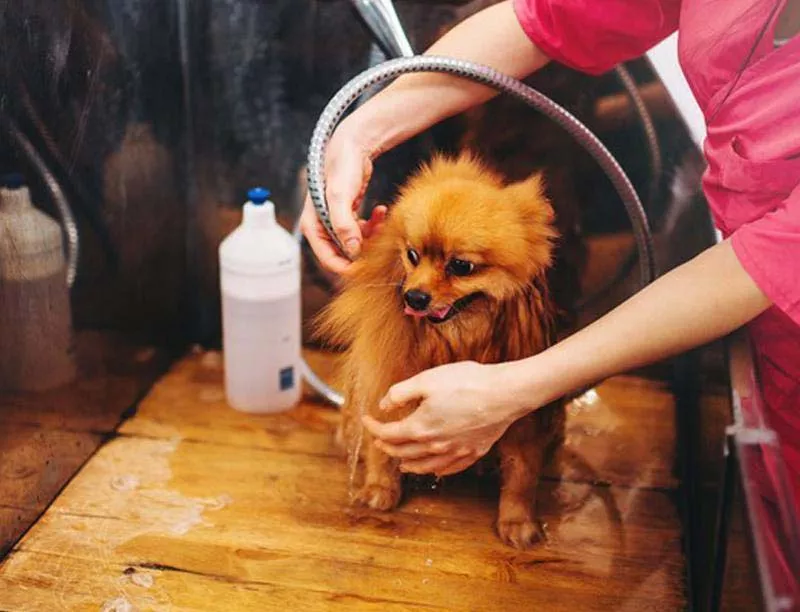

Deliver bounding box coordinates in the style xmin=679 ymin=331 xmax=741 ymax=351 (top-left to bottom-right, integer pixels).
xmin=362 ymin=361 xmax=522 ymax=477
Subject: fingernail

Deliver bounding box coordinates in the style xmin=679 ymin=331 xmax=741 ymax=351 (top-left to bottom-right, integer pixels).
xmin=344 ymin=238 xmax=361 ymax=258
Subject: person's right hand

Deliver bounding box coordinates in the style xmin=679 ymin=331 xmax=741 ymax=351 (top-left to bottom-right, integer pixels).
xmin=299 ymin=122 xmax=385 ymax=275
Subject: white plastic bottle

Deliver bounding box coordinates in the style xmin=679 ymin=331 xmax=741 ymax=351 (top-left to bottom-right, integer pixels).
xmin=219 ymin=187 xmax=301 ymax=413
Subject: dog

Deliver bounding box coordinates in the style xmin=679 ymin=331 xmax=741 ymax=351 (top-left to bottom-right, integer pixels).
xmin=314 ymin=153 xmax=565 ymax=549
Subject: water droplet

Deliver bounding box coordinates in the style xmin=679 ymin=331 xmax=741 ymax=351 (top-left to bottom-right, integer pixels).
xmin=130 ymin=572 xmax=154 ymax=588
xmin=110 ymin=475 xmax=139 ymax=492
xmin=101 ymin=597 xmax=135 ymax=612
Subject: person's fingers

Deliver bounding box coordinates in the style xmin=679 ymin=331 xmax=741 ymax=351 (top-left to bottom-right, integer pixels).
xmin=326 ymin=172 xmax=365 ymax=259
xmin=367 ymin=205 xmax=388 ymax=233
xmin=299 ymin=210 xmax=351 ymax=275
xmin=374 ymin=438 xmax=453 ymax=459
xmin=399 ymin=450 xmax=468 ymax=475
xmin=372 ymin=204 xmax=388 ymax=221
xmin=362 ymin=414 xmax=437 ymax=444
xmin=359 ymin=206 xmax=387 ymax=239
xmin=432 ymin=451 xmax=481 ymax=477
xmin=378 ymin=376 xmax=426 ymax=412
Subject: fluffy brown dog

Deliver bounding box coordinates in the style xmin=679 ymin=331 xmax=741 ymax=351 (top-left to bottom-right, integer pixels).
xmin=314 ymin=153 xmax=565 ymax=549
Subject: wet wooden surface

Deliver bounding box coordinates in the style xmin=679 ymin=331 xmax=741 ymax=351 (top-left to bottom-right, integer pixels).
xmin=0 ymin=348 xmax=687 ymax=611
xmin=0 ymin=332 xmax=169 ymax=558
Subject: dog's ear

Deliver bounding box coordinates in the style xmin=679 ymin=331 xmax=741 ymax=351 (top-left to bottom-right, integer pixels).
xmin=503 ymin=172 xmax=558 ymax=273
xmin=504 ymin=172 xmax=555 ymax=227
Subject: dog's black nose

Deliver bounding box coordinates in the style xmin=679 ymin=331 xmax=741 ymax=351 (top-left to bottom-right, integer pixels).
xmin=404 ymin=290 xmax=431 ymax=312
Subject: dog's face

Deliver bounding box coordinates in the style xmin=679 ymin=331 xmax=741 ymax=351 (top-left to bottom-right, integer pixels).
xmin=381 ymin=155 xmax=557 ymax=324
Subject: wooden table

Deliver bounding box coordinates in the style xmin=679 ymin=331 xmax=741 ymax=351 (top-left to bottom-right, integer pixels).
xmin=0 ymin=346 xmax=687 ymax=611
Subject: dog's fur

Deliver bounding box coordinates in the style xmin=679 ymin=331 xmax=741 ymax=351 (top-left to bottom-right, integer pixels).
xmin=314 ymin=153 xmax=565 ymax=549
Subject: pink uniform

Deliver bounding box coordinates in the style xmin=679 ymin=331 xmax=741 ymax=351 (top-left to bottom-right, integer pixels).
xmin=514 ymin=0 xmax=800 ymax=501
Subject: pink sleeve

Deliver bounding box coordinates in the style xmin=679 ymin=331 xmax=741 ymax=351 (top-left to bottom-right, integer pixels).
xmin=732 ymin=184 xmax=800 ymax=326
xmin=513 ymin=0 xmax=681 ymax=75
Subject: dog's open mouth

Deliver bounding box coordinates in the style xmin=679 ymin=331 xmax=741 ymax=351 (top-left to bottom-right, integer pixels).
xmin=403 ymin=293 xmax=483 ymax=324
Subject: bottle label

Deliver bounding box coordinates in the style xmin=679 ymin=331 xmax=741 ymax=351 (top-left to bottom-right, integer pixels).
xmin=279 ymin=366 xmax=294 ymax=391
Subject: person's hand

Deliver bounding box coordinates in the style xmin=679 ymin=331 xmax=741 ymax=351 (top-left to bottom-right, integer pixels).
xmin=299 ymin=121 xmax=385 ymax=274
xmin=362 ymin=361 xmax=525 ymax=477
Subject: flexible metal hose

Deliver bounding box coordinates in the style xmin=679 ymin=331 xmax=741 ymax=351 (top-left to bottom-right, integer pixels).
xmin=307 ymin=56 xmax=656 ymax=281
xmin=300 ymin=55 xmax=657 ymax=406
xmin=17 ymin=82 xmax=119 ymax=273
xmin=349 ymin=0 xmax=663 ymax=216
xmin=614 ymin=64 xmax=663 ymax=207
xmin=347 ymin=0 xmax=663 ymax=312
xmin=574 ymin=64 xmax=663 ymax=311
xmin=0 ymin=113 xmax=80 ymax=287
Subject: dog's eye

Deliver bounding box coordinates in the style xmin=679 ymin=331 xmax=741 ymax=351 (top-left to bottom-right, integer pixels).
xmin=446 ymin=258 xmax=475 ymax=277
xmin=407 ymin=248 xmax=420 ymax=266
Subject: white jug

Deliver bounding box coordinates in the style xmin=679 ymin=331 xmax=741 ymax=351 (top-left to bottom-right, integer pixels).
xmin=0 ymin=175 xmax=76 ymax=391
xmin=219 ymin=188 xmax=301 ymax=413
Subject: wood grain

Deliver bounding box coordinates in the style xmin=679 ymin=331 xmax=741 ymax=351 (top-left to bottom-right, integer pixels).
xmin=0 ymin=426 xmax=100 ymax=509
xmin=0 ymin=351 xmax=687 ymax=611
xmin=0 ymin=331 xmax=168 ymax=558
xmin=121 ymin=352 xmax=678 ymax=489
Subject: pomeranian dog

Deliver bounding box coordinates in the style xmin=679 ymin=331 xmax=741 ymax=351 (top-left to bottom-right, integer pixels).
xmin=314 ymin=153 xmax=565 ymax=549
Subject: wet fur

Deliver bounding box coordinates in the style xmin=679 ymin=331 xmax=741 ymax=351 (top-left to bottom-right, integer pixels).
xmin=314 ymin=154 xmax=565 ymax=549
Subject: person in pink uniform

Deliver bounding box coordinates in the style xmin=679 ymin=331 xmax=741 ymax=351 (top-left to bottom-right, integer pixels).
xmin=300 ymin=1 xmax=799 ymax=503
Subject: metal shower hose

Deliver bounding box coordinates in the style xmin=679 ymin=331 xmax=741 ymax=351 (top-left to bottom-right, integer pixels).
xmin=0 ymin=113 xmax=80 ymax=288
xmin=299 ymin=55 xmax=657 ymax=407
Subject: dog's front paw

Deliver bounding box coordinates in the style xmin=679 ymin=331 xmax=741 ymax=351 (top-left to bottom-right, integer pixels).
xmin=496 ymin=518 xmax=545 ymax=550
xmin=354 ymin=483 xmax=402 ymax=511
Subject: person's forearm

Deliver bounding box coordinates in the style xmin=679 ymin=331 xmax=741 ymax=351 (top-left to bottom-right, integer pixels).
xmin=502 ymin=240 xmax=772 ymax=413
xmin=342 ymin=0 xmax=550 ymax=156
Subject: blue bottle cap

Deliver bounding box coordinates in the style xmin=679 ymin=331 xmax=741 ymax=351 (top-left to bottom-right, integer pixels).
xmin=248 ymin=187 xmax=271 ymax=205
xmin=0 ymin=173 xmax=25 ymax=189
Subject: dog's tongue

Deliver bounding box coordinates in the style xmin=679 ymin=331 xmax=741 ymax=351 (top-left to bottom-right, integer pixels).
xmin=403 ymin=305 xmax=452 ymax=320
xmin=428 ymin=305 xmax=452 ymax=320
